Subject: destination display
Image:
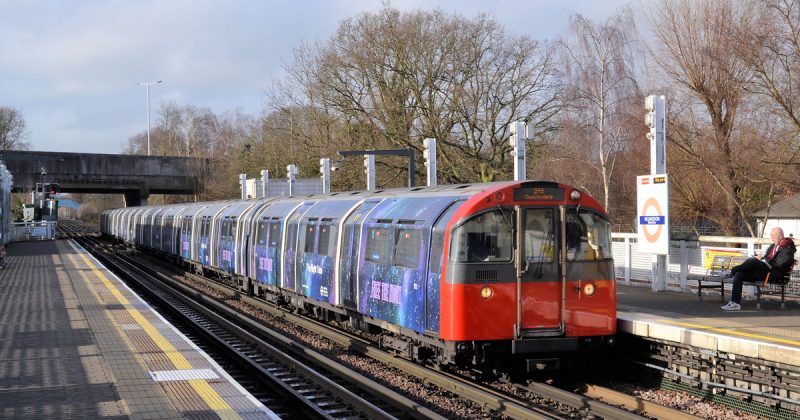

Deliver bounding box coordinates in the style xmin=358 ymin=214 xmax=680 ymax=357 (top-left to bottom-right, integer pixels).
xmin=513 ymin=186 xmax=564 ymax=202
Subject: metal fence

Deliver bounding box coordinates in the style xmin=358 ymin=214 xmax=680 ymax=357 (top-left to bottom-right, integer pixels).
xmin=12 ymin=221 xmax=56 ymax=241
xmin=612 ymin=233 xmax=800 ymax=298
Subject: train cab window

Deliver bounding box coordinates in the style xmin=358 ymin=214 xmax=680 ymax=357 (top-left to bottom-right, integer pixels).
xmin=524 ymin=208 xmax=555 ymax=263
xmin=566 ymin=209 xmax=613 ymax=261
xmin=450 ymin=209 xmax=513 ymax=263
xmin=394 ymin=229 xmax=421 ymax=268
xmin=365 ymin=227 xmax=393 ymax=264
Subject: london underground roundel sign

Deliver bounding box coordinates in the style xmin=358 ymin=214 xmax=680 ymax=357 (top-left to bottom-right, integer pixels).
xmin=637 ymin=174 xmax=669 ymax=255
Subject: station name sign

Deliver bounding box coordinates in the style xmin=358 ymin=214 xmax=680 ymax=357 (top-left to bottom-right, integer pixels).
xmin=636 ymin=174 xmax=669 ymax=255
xmin=513 ymin=186 xmax=564 ymax=202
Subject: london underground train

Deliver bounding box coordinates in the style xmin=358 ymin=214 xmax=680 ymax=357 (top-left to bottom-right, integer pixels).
xmin=102 ymin=180 xmax=616 ymax=371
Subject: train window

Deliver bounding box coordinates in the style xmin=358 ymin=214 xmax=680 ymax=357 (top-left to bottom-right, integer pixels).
xmin=269 ymin=222 xmax=281 ymax=247
xmin=450 ymin=209 xmax=513 ymax=263
xmin=394 ymin=229 xmax=421 ymax=268
xmin=222 ymin=220 xmax=231 ymax=239
xmin=317 ymin=224 xmax=336 ymax=256
xmin=524 ymin=208 xmax=555 ymax=263
xmin=256 ymin=221 xmax=268 ymax=245
xmin=365 ymin=227 xmax=393 ymax=264
xmin=304 ymin=225 xmax=316 ymax=253
xmin=566 ymin=209 xmax=613 ymax=261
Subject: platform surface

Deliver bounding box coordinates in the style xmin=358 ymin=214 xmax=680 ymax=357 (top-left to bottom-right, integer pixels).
xmin=0 ymin=239 xmax=278 ymax=419
xmin=618 ymin=284 xmax=800 ymax=365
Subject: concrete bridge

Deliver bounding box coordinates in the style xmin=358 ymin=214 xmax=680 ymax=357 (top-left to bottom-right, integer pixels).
xmin=0 ymin=150 xmax=210 ymax=206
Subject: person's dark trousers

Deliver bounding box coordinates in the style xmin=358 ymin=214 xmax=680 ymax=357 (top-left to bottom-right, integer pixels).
xmin=729 ymin=258 xmax=769 ymax=304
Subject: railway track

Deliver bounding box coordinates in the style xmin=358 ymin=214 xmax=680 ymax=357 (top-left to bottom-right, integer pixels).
xmin=59 ymin=221 xmax=690 ymax=419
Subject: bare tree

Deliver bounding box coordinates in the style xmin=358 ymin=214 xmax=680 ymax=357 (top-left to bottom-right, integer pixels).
xmin=122 ymin=102 xmax=262 ymax=201
xmin=741 ymin=0 xmax=800 ymax=196
xmin=648 ymin=0 xmax=759 ymax=235
xmin=0 ymin=107 xmax=30 ymax=150
xmin=271 ymin=5 xmax=560 ymax=185
xmin=559 ymin=10 xmax=642 ymax=210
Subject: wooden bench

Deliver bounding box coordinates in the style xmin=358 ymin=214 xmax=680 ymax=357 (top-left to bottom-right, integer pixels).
xmin=755 ymin=260 xmax=796 ymax=309
xmin=689 ymin=255 xmax=747 ymax=302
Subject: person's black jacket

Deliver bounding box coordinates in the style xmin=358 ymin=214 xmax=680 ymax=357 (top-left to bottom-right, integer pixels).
xmin=764 ymin=238 xmax=796 ymax=277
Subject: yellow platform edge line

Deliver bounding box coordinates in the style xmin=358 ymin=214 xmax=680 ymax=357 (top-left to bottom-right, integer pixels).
xmin=656 ymin=318 xmax=800 ymax=347
xmin=67 ymin=246 xmax=238 ymax=417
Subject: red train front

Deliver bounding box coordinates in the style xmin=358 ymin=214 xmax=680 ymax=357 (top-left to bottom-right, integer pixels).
xmin=439 ymin=181 xmax=616 ymax=370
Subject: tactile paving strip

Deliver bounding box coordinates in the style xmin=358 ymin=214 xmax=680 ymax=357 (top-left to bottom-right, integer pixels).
xmin=61 ymin=240 xmax=277 ymax=419
xmin=150 ymin=369 xmax=221 ymax=382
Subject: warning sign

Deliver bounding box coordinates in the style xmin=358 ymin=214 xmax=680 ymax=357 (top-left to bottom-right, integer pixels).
xmin=637 ymin=174 xmax=669 ymax=255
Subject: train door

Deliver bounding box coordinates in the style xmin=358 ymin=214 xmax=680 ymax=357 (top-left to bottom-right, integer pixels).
xmin=282 ymin=202 xmax=314 ymax=292
xmin=219 ymin=217 xmax=234 ymax=272
xmin=336 ymin=200 xmax=379 ymax=309
xmin=515 ymin=207 xmax=562 ymax=338
xmin=181 ymin=215 xmax=192 ymax=258
xmin=162 ymin=215 xmax=174 ymax=252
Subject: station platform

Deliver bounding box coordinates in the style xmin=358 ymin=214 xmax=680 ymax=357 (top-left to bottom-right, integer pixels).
xmin=618 ymin=284 xmax=800 ymax=366
xmin=0 ymin=239 xmax=278 ymax=419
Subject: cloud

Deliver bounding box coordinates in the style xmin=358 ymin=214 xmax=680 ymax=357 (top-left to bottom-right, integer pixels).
xmin=0 ymin=0 xmax=634 ymax=154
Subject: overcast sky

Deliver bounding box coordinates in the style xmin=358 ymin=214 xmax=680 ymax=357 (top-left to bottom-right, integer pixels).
xmin=0 ymin=0 xmax=632 ymax=155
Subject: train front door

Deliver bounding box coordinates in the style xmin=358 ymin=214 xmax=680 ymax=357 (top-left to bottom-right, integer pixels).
xmin=515 ymin=207 xmax=563 ymax=338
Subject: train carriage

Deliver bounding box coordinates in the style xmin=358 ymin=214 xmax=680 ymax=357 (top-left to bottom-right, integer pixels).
xmin=248 ymin=200 xmax=300 ymax=289
xmin=231 ymin=199 xmax=273 ymax=278
xmin=103 ymin=180 xmax=616 ymax=371
xmin=177 ymin=203 xmax=208 ymax=260
xmin=293 ymin=197 xmax=364 ymax=305
xmin=214 ymin=200 xmax=263 ymax=274
xmin=159 ymin=205 xmax=188 ymax=255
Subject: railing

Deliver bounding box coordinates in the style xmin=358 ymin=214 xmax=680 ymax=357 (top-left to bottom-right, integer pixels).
xmin=612 ymin=233 xmax=799 ymax=298
xmin=12 ymin=221 xmax=57 ymax=241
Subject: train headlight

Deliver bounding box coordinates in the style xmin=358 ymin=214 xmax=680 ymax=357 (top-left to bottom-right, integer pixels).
xmin=480 ymin=286 xmax=493 ymax=299
xmin=583 ymin=283 xmax=596 ymax=296
xmin=570 ymin=190 xmax=581 ymax=201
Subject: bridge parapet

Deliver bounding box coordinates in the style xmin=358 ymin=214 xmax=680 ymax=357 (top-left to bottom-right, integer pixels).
xmin=0 ymin=150 xmax=210 ymax=206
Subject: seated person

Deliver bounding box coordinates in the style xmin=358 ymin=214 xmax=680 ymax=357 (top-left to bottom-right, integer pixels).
xmin=721 ymin=227 xmax=796 ymax=311
xmin=566 ymin=220 xmax=584 ymax=261
xmin=467 ymin=233 xmax=492 ymax=262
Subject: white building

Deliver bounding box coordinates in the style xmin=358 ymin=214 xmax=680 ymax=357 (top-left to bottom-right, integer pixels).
xmin=754 ymin=195 xmax=800 ymax=239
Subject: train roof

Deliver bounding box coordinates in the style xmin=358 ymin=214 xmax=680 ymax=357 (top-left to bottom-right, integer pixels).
xmin=103 ymin=180 xmax=605 ymax=214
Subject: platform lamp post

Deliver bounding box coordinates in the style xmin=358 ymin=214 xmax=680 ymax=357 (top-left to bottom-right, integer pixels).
xmin=137 ymin=80 xmax=162 ymax=156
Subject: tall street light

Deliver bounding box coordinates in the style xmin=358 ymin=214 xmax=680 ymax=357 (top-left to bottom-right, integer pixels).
xmin=137 ymin=80 xmax=162 ymax=155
